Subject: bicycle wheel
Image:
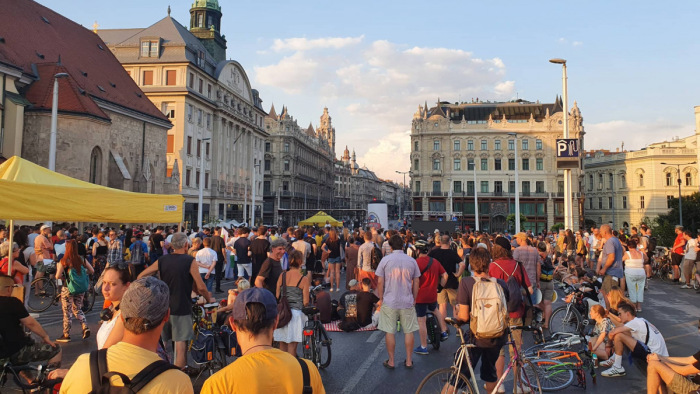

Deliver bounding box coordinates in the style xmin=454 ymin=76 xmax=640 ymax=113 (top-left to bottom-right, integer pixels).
xmin=81 ymin=286 xmax=96 ymax=313
xmin=549 ymin=306 xmax=582 ymax=334
xmin=530 ymin=358 xmax=574 ymax=391
xmin=415 ymin=367 xmax=476 ymax=394
xmin=426 ymin=313 xmax=440 ymax=350
xmin=315 ymin=325 xmax=332 ymax=369
xmin=27 ymin=278 xmax=57 ymax=313
xmin=515 ymin=359 xmax=542 ymax=394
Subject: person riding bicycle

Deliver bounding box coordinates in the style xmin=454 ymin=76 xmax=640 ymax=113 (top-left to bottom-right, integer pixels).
xmin=413 ymin=239 xmax=448 ymax=355
xmin=0 ymin=274 xmax=62 ymax=370
xmin=201 ymin=288 xmax=325 ymax=394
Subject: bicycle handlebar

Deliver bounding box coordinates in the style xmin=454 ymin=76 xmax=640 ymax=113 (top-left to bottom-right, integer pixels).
xmin=509 ymin=325 xmax=541 ymax=332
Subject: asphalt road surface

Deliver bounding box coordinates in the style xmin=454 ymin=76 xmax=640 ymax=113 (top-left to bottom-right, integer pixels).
xmin=19 ymin=274 xmax=700 ymax=393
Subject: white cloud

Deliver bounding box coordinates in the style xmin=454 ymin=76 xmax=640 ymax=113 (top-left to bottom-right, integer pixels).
xmin=585 ymin=120 xmax=694 ymax=151
xmin=557 ymin=37 xmax=583 ymax=47
xmin=572 ymin=41 xmax=583 ymax=47
xmin=271 ymin=36 xmax=364 ymax=52
xmin=254 ymin=52 xmax=319 ymax=94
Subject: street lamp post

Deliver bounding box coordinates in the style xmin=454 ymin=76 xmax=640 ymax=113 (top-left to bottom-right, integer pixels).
xmin=197 ymin=137 xmax=211 ymax=230
xmin=506 ymin=173 xmax=512 ymax=231
xmin=472 ymin=162 xmax=479 ymax=231
xmin=49 ymin=73 xmax=69 ymax=171
xmin=396 ymin=170 xmax=411 ymax=222
xmin=508 ymin=132 xmax=520 ymax=232
xmin=549 ymin=58 xmax=573 ymax=231
xmin=660 ymin=161 xmax=696 ymax=227
xmin=251 ymin=160 xmax=260 ymax=227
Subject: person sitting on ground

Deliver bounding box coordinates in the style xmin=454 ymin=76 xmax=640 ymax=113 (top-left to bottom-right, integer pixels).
xmin=606 ymin=286 xmax=632 ymax=327
xmin=0 ymin=274 xmax=61 ymax=371
xmin=588 ymin=304 xmax=614 ymax=362
xmin=312 ymin=275 xmax=333 ymax=324
xmin=59 ymin=277 xmax=193 ymax=393
xmin=646 ymin=322 xmax=700 ymax=394
xmin=201 ymin=288 xmax=325 ymax=394
xmin=337 ymin=279 xmax=361 ymax=331
xmin=356 ymin=278 xmax=380 ymax=328
xmin=600 ymin=302 xmax=669 ymax=378
xmin=217 ymin=278 xmax=251 ymax=315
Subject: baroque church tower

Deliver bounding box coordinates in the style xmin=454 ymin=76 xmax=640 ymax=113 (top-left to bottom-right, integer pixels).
xmin=317 ymin=107 xmax=336 ymax=155
xmin=189 ymin=0 xmax=227 ymax=63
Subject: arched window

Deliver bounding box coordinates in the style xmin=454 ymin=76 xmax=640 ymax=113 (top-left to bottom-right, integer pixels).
xmin=666 ymin=172 xmax=673 ymax=186
xmin=686 ymin=172 xmax=693 ymax=186
xmin=639 ymin=173 xmax=644 ymax=187
xmin=89 ymin=147 xmax=102 ymax=184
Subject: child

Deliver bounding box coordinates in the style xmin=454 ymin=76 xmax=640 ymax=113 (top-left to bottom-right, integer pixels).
xmin=589 ymin=304 xmax=614 ymax=361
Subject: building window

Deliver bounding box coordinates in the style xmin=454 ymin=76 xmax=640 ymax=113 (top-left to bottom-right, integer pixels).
xmin=284 ymin=142 xmax=290 ymax=153
xmin=189 ymin=72 xmax=194 ymax=88
xmin=166 ymin=134 xmax=174 ymax=153
xmin=264 ymin=159 xmax=270 ymax=171
xmin=415 ymin=181 xmax=421 ymax=193
xmin=622 ymin=196 xmax=627 ymax=209
xmin=164 ymin=70 xmax=176 ymax=86
xmin=467 ymin=158 xmax=474 ymax=171
xmin=414 ymin=159 xmax=419 ymax=170
xmin=185 ymin=169 xmax=191 ymax=187
xmin=89 ymin=147 xmax=102 ymax=184
xmin=598 ymin=197 xmax=603 ymax=209
xmin=205 ymin=173 xmax=209 ymax=189
xmin=494 ymin=140 xmax=501 ymax=150
xmin=467 ymin=140 xmax=474 ymax=151
xmin=479 ymin=158 xmax=488 ymax=171
xmin=598 ymin=174 xmax=604 ymax=189
xmin=432 ymin=181 xmax=441 ymax=193
xmin=283 ymin=181 xmax=289 ymax=191
xmin=608 ymin=197 xmax=613 ymax=209
xmin=535 ymin=181 xmax=544 ymax=193
xmin=414 ymin=141 xmax=419 ymax=151
xmin=186 ymin=136 xmax=192 ymax=155
xmin=665 ymin=172 xmax=673 ymax=186
xmin=206 ymin=113 xmax=211 ymax=129
xmin=453 ymin=158 xmax=461 ymax=171
xmin=494 ymin=181 xmax=503 ymax=194
xmin=433 ymin=159 xmax=441 ymax=171
xmin=197 ymin=50 xmax=205 ymax=68
xmin=522 ymin=139 xmax=529 ymax=150
xmin=686 ymin=172 xmax=693 ymax=186
xmin=481 ymin=140 xmax=487 ymax=150
xmin=467 ymin=181 xmax=474 ymax=195
xmin=454 ymin=140 xmax=460 ymax=151
xmin=558 ymin=181 xmax=564 ymax=195
xmin=205 ymin=142 xmax=210 ymax=157
xmin=433 ymin=140 xmax=440 ymax=151
xmin=142 ymin=70 xmax=153 ymax=85
xmin=609 ymin=173 xmax=614 ymax=189
xmin=589 ymin=198 xmax=593 ymax=210
xmin=536 ymin=158 xmax=543 ymax=170
xmin=640 ymin=196 xmax=645 ymax=209
xmin=536 ymin=139 xmax=543 ymax=150
xmin=284 ymin=160 xmax=290 ymax=171
xmin=494 ymin=158 xmax=502 ymax=171
xmin=186 ymin=104 xmax=193 ymax=122
xmin=207 ymin=84 xmax=212 ymax=99
xmin=454 ymin=181 xmax=462 ymax=193
xmin=508 ymin=181 xmax=515 ymax=194
xmin=196 ymin=139 xmax=201 ymax=157
xmin=198 ymin=79 xmax=203 ymax=93
xmin=140 ymin=40 xmax=159 ymax=57
xmin=588 ymin=174 xmax=593 ymax=191
xmin=522 ymin=158 xmax=529 ymax=171
xmin=508 ymin=139 xmax=515 ymax=150
xmin=522 ymin=181 xmax=530 ymax=195
xmin=508 ymin=158 xmax=515 ymax=171
xmin=480 ymin=181 xmax=489 ymax=193
xmin=265 ymin=142 xmax=270 ymax=152
xmin=639 ymin=174 xmax=644 ymax=186
xmin=197 ymin=109 xmax=202 ymax=125
xmin=621 ymin=174 xmax=626 ymax=188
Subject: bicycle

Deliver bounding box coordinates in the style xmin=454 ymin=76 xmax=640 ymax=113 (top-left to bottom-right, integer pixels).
xmin=300 ymin=284 xmax=332 ymax=369
xmin=0 ymin=359 xmax=62 ymax=394
xmin=425 ymin=311 xmax=440 ymax=350
xmin=26 ymin=264 xmax=59 ymax=313
xmin=187 ymin=301 xmax=231 ymax=384
xmin=548 ymin=284 xmax=594 ymax=335
xmin=416 ymin=318 xmax=541 ymax=394
xmin=522 ymin=332 xmax=583 ymax=358
xmin=650 ymin=247 xmax=672 ymax=281
xmin=529 ymin=340 xmax=597 ymax=392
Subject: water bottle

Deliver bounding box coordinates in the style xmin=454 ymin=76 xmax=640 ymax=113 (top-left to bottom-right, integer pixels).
xmin=592 ymin=353 xmax=598 ymax=368
xmin=397 ymin=320 xmax=401 ymax=332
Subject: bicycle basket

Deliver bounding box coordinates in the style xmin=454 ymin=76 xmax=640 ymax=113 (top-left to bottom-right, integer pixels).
xmin=219 ymin=325 xmax=239 ymax=357
xmin=191 ymin=329 xmax=215 ymax=364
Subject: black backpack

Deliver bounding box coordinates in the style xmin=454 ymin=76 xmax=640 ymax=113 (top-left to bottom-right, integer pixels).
xmin=370 ymin=243 xmax=383 ymax=271
xmin=89 ymin=348 xmax=178 ymax=394
xmin=492 ymin=261 xmax=524 ymax=313
xmin=647 ymin=236 xmax=657 ymax=254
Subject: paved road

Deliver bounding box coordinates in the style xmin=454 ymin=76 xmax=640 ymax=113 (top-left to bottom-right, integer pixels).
xmin=22 ymin=275 xmax=700 ymax=393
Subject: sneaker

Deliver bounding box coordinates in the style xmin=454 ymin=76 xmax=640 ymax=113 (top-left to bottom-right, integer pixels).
xmin=515 ymin=386 xmax=532 ymax=394
xmin=413 ymin=346 xmax=429 ymax=355
xmin=440 ymin=331 xmax=449 ymax=342
xmin=681 ymin=284 xmax=692 ymax=289
xmin=601 ymin=365 xmax=626 ymax=377
xmin=56 ymin=335 xmax=70 ymax=343
xmin=599 ymin=358 xmax=614 ymax=368
xmin=82 ymin=328 xmax=91 ymax=339
xmin=484 ymin=383 xmax=506 ymax=393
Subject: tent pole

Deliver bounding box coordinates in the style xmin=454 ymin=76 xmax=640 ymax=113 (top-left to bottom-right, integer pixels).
xmin=7 ymin=219 xmax=14 ymax=273
xmin=178 ymin=222 xmax=182 ymax=233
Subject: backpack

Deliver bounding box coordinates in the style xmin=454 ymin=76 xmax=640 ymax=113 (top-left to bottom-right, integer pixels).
xmin=129 ymin=241 xmax=145 ymax=265
xmin=296 ymin=357 xmax=313 ymax=394
xmin=190 ymin=329 xmax=215 ymax=365
xmin=370 ymin=243 xmax=383 ymax=271
xmin=647 ymin=236 xmax=657 ymax=254
xmin=88 ymin=348 xmax=178 ymax=394
xmin=470 ymin=277 xmax=508 ymax=339
xmin=218 ymin=325 xmax=240 ymax=357
xmin=67 ymin=265 xmax=89 ymax=295
xmin=492 ymin=261 xmax=523 ymax=313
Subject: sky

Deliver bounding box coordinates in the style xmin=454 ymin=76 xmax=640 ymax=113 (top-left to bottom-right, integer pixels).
xmin=38 ymin=0 xmax=700 ymax=182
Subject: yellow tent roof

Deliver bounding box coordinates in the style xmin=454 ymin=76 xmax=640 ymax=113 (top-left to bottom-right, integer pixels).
xmin=298 ymin=211 xmax=342 ymax=227
xmin=0 ymin=156 xmax=183 ymax=223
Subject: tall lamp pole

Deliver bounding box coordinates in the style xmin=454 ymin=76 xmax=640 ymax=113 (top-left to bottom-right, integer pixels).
xmin=508 ymin=132 xmax=520 ymax=232
xmin=472 ymin=161 xmax=479 ymax=231
xmin=49 ymin=73 xmax=69 ymax=171
xmin=251 ymin=160 xmax=260 ymax=227
xmin=197 ymin=137 xmax=211 ymax=230
xmin=396 ymin=170 xmax=411 ymax=223
xmin=660 ymin=161 xmax=696 ymax=227
xmin=550 ymin=58 xmax=573 ymax=231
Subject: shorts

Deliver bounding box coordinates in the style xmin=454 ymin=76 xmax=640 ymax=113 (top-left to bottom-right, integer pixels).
xmin=540 ymin=281 xmax=554 ymax=303
xmin=668 ymin=373 xmax=700 ymax=393
xmin=35 ymin=259 xmax=49 ymax=273
xmin=460 ymin=345 xmax=501 ymax=383
xmin=327 ymin=257 xmax=342 ymax=264
xmin=378 ymin=305 xmax=418 ymax=334
xmin=437 ymin=288 xmax=458 ymax=306
xmin=631 ymin=340 xmax=650 ymax=359
xmin=681 ymin=259 xmax=697 ymax=278
xmin=415 ymin=302 xmax=437 ymax=318
xmin=10 ymin=342 xmax=60 ymax=365
xmin=161 ymin=314 xmax=194 ymax=342
xmin=499 ymin=317 xmax=523 ymax=357
xmin=671 ymin=252 xmax=683 ymax=266
xmin=601 ymin=275 xmax=620 ymax=294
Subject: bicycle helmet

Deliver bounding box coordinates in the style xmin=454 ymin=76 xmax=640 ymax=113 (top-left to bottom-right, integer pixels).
xmin=414 ymin=239 xmax=430 ymax=254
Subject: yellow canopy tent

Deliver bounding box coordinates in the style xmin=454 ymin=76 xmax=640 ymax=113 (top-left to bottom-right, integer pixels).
xmin=0 ymin=156 xmax=184 ymax=272
xmin=298 ymin=211 xmax=342 ymax=227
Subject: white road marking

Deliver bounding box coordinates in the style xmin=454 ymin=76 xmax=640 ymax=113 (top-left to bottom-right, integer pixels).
xmin=366 ymin=330 xmax=382 ymax=343
xmin=342 ymin=338 xmax=386 ymax=394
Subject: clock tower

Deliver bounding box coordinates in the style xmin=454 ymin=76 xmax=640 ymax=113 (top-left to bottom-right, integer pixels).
xmin=189 ymin=0 xmax=227 ymax=63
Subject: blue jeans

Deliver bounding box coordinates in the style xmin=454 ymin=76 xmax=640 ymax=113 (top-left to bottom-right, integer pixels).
xmin=201 ymin=273 xmax=214 ymax=292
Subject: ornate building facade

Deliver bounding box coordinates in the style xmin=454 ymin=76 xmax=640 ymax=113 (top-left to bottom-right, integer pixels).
xmin=100 ymin=1 xmax=268 ymax=227
xmin=409 ymin=98 xmax=585 ymax=233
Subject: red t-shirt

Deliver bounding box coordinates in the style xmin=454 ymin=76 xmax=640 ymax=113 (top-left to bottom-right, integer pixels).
xmin=489 ymin=257 xmax=532 ymax=319
xmin=672 ymin=234 xmax=685 ymax=255
xmin=415 ymin=256 xmax=446 ymax=304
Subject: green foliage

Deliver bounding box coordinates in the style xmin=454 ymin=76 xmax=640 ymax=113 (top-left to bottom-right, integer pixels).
xmin=506 ymin=213 xmax=527 ymax=231
xmin=584 ymin=219 xmax=597 ymax=230
xmin=648 ymin=192 xmax=700 ymax=247
xmin=551 ymin=223 xmax=564 ymax=232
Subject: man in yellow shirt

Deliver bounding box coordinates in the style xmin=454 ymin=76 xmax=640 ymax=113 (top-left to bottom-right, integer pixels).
xmin=59 ymin=277 xmax=193 ymax=393
xmin=201 ymin=287 xmax=325 ymax=394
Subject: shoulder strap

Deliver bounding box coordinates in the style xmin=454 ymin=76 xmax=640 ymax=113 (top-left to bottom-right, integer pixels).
xmin=420 ymin=258 xmax=434 ymax=275
xmin=281 ymin=271 xmax=288 ymax=299
xmin=643 ymin=319 xmax=650 ymax=345
xmin=296 ymin=357 xmax=313 ymax=394
xmin=492 ymin=261 xmax=508 ymax=276
xmin=517 ymin=261 xmax=532 ymax=306
xmin=296 ymin=275 xmax=304 ymax=288
xmin=129 ymin=360 xmax=180 ymax=392
xmin=89 ymin=349 xmax=109 ymax=393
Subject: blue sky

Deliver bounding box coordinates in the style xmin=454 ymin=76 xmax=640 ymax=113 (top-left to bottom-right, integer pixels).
xmin=38 ymin=0 xmax=700 ymax=181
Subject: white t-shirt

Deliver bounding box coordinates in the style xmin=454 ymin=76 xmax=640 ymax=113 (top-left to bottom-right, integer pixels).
xmin=625 ymin=317 xmax=668 ymax=356
xmin=195 ymin=247 xmax=218 ymax=274
xmin=588 ymin=235 xmax=598 ymax=250
xmin=684 ymin=239 xmax=697 ymax=260
xmin=96 ymin=310 xmax=120 ymax=349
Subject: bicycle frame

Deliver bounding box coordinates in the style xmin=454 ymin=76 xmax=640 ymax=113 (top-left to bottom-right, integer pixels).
xmin=450 ymin=324 xmax=480 ymax=394
xmin=492 ymin=326 xmax=538 ymax=394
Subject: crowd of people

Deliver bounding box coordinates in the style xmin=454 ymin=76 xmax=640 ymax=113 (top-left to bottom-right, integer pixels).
xmin=0 ymin=221 xmax=698 ymax=393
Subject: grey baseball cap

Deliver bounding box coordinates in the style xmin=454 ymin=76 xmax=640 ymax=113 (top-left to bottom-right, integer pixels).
xmin=120 ymin=276 xmax=170 ymax=329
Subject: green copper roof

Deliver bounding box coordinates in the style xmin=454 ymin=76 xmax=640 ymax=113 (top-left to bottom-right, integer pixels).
xmin=191 ymin=0 xmax=220 ymax=11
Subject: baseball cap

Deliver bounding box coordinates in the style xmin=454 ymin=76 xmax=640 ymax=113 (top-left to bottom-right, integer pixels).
xmin=270 ymin=238 xmax=288 ymax=249
xmin=40 ymin=224 xmax=50 ymax=231
xmin=434 ymin=229 xmax=440 ymax=234
xmin=120 ymin=277 xmax=170 ymax=330
xmin=494 ymin=236 xmax=512 ymax=251
xmin=232 ymin=288 xmax=278 ymax=321
xmin=348 ymin=279 xmax=359 ymax=287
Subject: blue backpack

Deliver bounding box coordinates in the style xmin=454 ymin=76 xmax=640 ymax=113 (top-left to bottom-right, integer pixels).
xmin=191 ymin=329 xmax=215 ymax=364
xmin=67 ymin=265 xmax=89 ymax=295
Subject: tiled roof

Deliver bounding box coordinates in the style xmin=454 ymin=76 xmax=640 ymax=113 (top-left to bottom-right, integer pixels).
xmin=0 ymin=0 xmax=169 ymax=123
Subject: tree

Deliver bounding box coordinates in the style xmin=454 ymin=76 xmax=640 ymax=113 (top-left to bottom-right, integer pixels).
xmin=551 ymin=223 xmax=564 ymax=232
xmin=648 ymin=192 xmax=700 ymax=247
xmin=506 ymin=213 xmax=528 ymax=232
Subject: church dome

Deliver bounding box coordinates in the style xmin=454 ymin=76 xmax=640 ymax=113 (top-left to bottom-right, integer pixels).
xmin=192 ymin=0 xmax=220 ymax=10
